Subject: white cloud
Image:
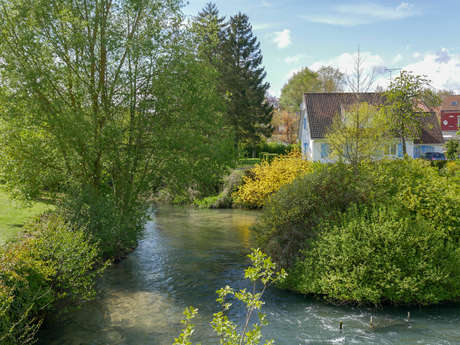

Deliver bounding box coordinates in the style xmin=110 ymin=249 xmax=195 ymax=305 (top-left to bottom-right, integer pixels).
xmin=284 ymin=54 xmax=306 ymax=64
xmin=309 ymin=49 xmax=460 ymax=93
xmin=392 ymin=54 xmax=403 ymax=64
xmin=303 ymin=2 xmax=420 ymax=26
xmin=403 ymin=50 xmax=460 ymax=92
xmin=310 ymin=51 xmax=385 ymax=75
xmin=273 ymin=29 xmax=291 ymax=48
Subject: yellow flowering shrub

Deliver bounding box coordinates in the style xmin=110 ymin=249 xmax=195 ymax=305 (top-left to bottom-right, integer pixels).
xmin=233 ymin=150 xmax=312 ymax=208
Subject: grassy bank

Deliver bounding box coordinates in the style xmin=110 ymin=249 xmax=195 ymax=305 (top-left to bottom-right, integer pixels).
xmin=0 ymin=188 xmax=54 ymax=243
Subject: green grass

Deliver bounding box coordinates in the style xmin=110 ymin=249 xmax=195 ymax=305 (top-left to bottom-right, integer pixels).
xmin=0 ymin=188 xmax=54 ymax=243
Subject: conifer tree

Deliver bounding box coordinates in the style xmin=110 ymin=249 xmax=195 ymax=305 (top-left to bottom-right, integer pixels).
xmin=221 ymin=13 xmax=273 ymax=148
xmin=193 ymin=2 xmax=226 ymax=67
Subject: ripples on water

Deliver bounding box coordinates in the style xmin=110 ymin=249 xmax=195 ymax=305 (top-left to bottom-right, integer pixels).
xmin=38 ymin=207 xmax=460 ymax=345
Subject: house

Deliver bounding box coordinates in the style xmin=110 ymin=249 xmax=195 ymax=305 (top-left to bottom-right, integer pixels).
xmin=299 ymin=92 xmax=444 ymax=163
xmin=439 ymin=95 xmax=460 ymax=141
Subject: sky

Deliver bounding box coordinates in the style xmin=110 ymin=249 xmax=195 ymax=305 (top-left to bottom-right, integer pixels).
xmin=183 ymin=0 xmax=460 ymax=97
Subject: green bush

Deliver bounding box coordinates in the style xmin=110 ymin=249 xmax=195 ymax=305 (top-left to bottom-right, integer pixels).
xmin=242 ymin=141 xmax=298 ymax=158
xmin=237 ymin=158 xmax=261 ymax=167
xmin=253 ymin=163 xmax=374 ymax=268
xmin=255 ymin=158 xmax=460 ymax=304
xmin=0 ymin=213 xmax=105 ymax=345
xmin=59 ymin=186 xmax=147 ymax=259
xmin=289 ymin=205 xmax=460 ymax=305
xmin=193 ymin=169 xmax=246 ymax=209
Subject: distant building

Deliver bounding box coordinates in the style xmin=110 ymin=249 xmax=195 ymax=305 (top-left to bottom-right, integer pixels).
xmin=299 ymin=92 xmax=444 ymax=163
xmin=439 ymin=95 xmax=460 ymax=141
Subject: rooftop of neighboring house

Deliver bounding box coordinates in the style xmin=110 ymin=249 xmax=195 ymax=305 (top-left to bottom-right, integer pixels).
xmin=440 ymin=95 xmax=460 ymax=111
xmin=302 ymin=92 xmax=444 ymax=144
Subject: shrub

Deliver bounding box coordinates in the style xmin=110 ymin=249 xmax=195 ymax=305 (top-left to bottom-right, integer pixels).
xmin=233 ymin=150 xmax=313 ymax=209
xmin=290 ymin=205 xmax=460 ymax=305
xmin=59 ymin=186 xmax=147 ymax=259
xmin=253 ymin=163 xmax=374 ymax=268
xmin=193 ymin=169 xmax=246 ymax=209
xmin=242 ymin=141 xmax=298 ymax=158
xmin=0 ymin=214 xmax=105 ymax=345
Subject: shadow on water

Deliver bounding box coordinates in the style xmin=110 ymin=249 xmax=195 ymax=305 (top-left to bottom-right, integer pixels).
xmin=38 ymin=206 xmax=460 ymax=345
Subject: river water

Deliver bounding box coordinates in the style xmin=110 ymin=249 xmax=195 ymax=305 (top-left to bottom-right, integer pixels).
xmin=38 ymin=207 xmax=460 ymax=345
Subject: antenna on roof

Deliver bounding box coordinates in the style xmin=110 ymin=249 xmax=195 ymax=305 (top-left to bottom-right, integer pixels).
xmin=383 ymin=67 xmax=401 ymax=82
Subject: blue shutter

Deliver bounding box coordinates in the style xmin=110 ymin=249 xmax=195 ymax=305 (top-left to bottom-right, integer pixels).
xmin=397 ymin=143 xmax=403 ymax=157
xmin=321 ymin=143 xmax=329 ymax=158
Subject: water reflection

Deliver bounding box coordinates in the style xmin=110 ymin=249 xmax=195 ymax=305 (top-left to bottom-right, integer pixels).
xmin=38 ymin=207 xmax=460 ymax=345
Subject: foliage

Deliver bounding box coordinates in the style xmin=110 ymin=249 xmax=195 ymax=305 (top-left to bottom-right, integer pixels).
xmin=238 ymin=158 xmax=261 ymax=167
xmin=291 ymin=205 xmax=460 ymax=305
xmin=253 ymin=163 xmax=373 ymax=268
xmin=173 ymin=248 xmax=286 ymax=345
xmin=221 ymin=12 xmax=273 ymax=148
xmin=383 ymin=71 xmax=441 ymax=155
xmin=0 ymin=0 xmax=235 ymax=256
xmin=233 ymin=150 xmax=313 ymax=209
xmin=243 ymin=141 xmax=297 ymax=158
xmin=193 ymin=169 xmax=246 ymax=209
xmin=254 ymin=158 xmax=459 ymax=304
xmin=326 ymin=102 xmax=390 ymax=167
xmin=0 ymin=213 xmax=105 ymax=345
xmin=193 ymin=2 xmax=227 ymax=67
xmin=271 ymin=109 xmax=298 ymax=144
xmin=446 ymin=139 xmax=459 ymax=160
xmin=316 ymin=66 xmax=345 ymax=92
xmin=279 ymin=67 xmax=321 ymax=113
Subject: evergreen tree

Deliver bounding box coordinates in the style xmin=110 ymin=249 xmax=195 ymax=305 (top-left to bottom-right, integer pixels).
xmin=221 ymin=13 xmax=273 ymax=148
xmin=193 ymin=2 xmax=226 ymax=67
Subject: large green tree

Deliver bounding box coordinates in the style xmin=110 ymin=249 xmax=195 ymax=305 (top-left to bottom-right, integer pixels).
xmin=0 ymin=0 xmax=233 ymax=255
xmin=280 ymin=66 xmax=343 ymax=113
xmin=192 ymin=2 xmax=226 ymax=67
xmin=384 ymin=71 xmax=440 ymax=155
xmin=221 ymin=12 xmax=273 ymax=148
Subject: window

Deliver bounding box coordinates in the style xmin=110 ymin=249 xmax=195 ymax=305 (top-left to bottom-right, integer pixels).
xmin=303 ymin=117 xmax=306 ymax=130
xmin=384 ymin=144 xmax=397 ymax=156
xmin=452 ymin=101 xmax=458 ymax=106
xmin=458 ymin=115 xmax=460 ymax=128
xmin=320 ymin=143 xmax=330 ymax=158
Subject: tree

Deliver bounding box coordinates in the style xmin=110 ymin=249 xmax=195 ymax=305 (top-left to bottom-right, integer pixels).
xmin=192 ymin=2 xmax=226 ymax=67
xmin=317 ymin=66 xmax=345 ymax=92
xmin=384 ymin=71 xmax=441 ymax=155
xmin=346 ymin=48 xmax=376 ymax=93
xmin=280 ymin=66 xmax=344 ymax=113
xmin=280 ymin=67 xmax=321 ymax=113
xmin=0 ymin=0 xmax=234 ymax=256
xmin=272 ymin=109 xmax=298 ymax=144
xmin=446 ymin=139 xmax=459 ymax=160
xmin=326 ymin=102 xmax=389 ymax=167
xmin=221 ymin=13 xmax=273 ymax=148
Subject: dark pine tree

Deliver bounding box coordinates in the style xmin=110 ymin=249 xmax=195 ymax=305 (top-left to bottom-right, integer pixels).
xmin=222 ymin=13 xmax=273 ymax=149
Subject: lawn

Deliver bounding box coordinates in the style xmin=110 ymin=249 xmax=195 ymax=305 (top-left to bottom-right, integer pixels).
xmin=0 ymin=188 xmax=54 ymax=243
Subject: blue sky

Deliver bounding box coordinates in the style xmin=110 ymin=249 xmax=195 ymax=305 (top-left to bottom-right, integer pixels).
xmin=183 ymin=0 xmax=460 ymax=96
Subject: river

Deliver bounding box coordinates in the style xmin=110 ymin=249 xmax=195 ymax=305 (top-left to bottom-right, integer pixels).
xmin=38 ymin=207 xmax=460 ymax=345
